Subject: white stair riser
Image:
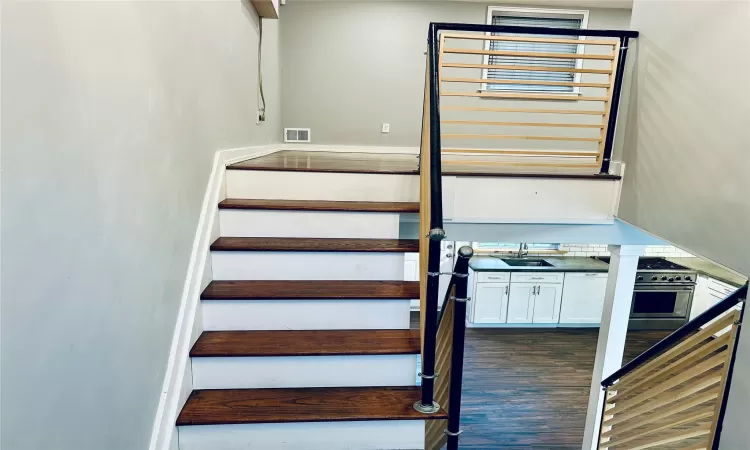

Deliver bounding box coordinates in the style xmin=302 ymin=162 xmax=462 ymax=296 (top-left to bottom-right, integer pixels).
xmin=219 ymin=209 xmax=400 ymax=239
xmin=211 ymin=252 xmax=405 ymax=280
xmin=191 ymin=355 xmax=418 ymax=389
xmin=202 ymin=299 xmax=412 ymax=331
xmin=226 ymin=170 xmax=418 ymax=202
xmin=178 ymin=420 xmax=425 ymax=450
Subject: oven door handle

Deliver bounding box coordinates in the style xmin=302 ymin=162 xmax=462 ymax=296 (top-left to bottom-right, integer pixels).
xmin=634 ymin=284 xmax=695 ymax=291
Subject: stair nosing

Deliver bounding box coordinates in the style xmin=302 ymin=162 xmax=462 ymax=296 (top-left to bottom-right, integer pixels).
xmin=219 ymin=199 xmax=419 ymax=213
xmin=176 ymin=386 xmax=448 ymax=426
xmin=200 ymin=280 xmax=420 ymax=300
xmin=190 ymin=329 xmax=421 ymax=358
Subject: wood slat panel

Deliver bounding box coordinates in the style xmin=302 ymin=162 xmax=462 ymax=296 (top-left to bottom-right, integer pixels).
xmin=441 ymin=105 xmax=605 ymax=115
xmin=600 ymin=409 xmax=714 ymax=449
xmin=444 ymin=160 xmax=600 ymax=168
xmin=442 ymin=62 xmax=612 ymax=74
xmin=441 ymin=77 xmax=611 ymax=88
xmin=426 ymin=296 xmax=455 ymax=450
xmin=442 ymin=119 xmax=603 ymax=128
xmin=626 ymin=425 xmax=711 ymax=450
xmin=419 ymin=55 xmax=431 ymax=356
xmin=440 ymin=32 xmax=619 ymax=46
xmin=443 ymin=148 xmax=599 ymax=157
xmin=594 ymin=40 xmax=619 ymax=164
xmin=602 ymin=405 xmax=716 ymax=440
xmin=708 ymin=323 xmax=740 ymax=444
xmin=443 ymin=48 xmax=615 ymax=60
xmin=442 ymin=91 xmax=609 ymax=101
xmin=606 ymin=353 xmax=726 ymax=415
xmin=615 ymin=311 xmax=739 ymax=386
xmin=609 ymin=333 xmax=730 ymax=401
xmin=604 ymin=384 xmax=720 ymax=427
xmin=442 ymin=133 xmax=601 ymax=142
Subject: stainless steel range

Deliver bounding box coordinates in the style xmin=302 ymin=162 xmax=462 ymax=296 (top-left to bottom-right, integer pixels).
xmin=597 ymin=257 xmax=698 ymax=330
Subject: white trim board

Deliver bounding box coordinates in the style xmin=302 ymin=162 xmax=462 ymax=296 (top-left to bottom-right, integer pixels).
xmin=147 ymin=143 xmax=280 ymax=450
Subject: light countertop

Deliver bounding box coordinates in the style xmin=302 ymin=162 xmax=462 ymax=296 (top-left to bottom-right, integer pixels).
xmin=469 ymin=256 xmax=609 ymax=273
xmin=666 ymin=257 xmax=747 ymax=287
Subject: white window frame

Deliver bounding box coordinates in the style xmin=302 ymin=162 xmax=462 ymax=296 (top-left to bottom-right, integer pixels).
xmin=482 ymin=6 xmax=590 ymax=96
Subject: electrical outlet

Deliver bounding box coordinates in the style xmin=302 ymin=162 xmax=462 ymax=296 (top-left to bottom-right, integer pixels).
xmin=257 ymin=109 xmax=266 ymax=124
xmin=381 ymin=123 xmax=390 ymax=133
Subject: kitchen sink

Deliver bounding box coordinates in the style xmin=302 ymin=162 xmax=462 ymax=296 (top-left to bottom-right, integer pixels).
xmin=501 ymin=258 xmax=553 ymax=267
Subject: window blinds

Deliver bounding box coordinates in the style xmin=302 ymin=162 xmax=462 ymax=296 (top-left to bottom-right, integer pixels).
xmin=487 ymin=14 xmax=583 ymax=93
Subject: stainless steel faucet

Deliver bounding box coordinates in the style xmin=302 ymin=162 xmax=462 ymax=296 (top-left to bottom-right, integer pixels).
xmin=517 ymin=243 xmax=528 ymax=258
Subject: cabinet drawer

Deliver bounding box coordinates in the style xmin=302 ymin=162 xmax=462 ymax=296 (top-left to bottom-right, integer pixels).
xmin=477 ymin=272 xmax=510 ymax=283
xmin=511 ymin=272 xmax=563 ymax=283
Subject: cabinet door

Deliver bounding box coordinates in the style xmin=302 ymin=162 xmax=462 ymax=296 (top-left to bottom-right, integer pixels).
xmin=472 ymin=282 xmax=508 ymax=323
xmin=507 ymin=283 xmax=535 ymax=323
xmin=559 ymin=273 xmax=608 ymax=324
xmin=533 ymin=284 xmax=563 ymax=323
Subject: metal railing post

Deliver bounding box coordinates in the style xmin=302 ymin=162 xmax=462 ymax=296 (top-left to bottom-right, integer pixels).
xmin=415 ymin=22 xmax=446 ymax=415
xmin=600 ymin=36 xmax=630 ymax=174
xmin=445 ymin=246 xmax=473 ymax=449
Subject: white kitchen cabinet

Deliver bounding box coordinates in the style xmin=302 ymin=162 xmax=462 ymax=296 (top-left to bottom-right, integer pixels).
xmin=533 ymin=284 xmax=563 ymax=323
xmin=507 ymin=283 xmax=535 ymax=323
xmin=559 ymin=273 xmax=608 ymax=324
xmin=472 ymin=282 xmax=509 ymax=323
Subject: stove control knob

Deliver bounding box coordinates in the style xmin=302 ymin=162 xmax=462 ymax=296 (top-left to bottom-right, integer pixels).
xmin=662 ymin=276 xmax=668 ymax=281
xmin=652 ymin=276 xmax=658 ymax=281
xmin=685 ymin=275 xmax=692 ymax=281
xmin=637 ymin=276 xmax=644 ymax=281
xmin=675 ymin=276 xmax=682 ymax=281
xmin=668 ymin=277 xmax=675 ymax=282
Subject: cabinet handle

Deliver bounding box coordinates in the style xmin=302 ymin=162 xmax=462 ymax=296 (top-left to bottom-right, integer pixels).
xmin=531 ymin=277 xmax=543 ymax=280
xmin=505 ymin=285 xmax=509 ymax=295
xmin=585 ymin=273 xmax=598 ymax=276
xmin=487 ymin=276 xmax=503 ymax=280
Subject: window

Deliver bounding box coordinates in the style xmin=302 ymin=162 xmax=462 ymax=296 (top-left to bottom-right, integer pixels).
xmin=483 ymin=7 xmax=589 ymax=94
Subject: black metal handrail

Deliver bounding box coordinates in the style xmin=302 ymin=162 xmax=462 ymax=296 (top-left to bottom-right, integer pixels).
xmin=601 ymin=282 xmax=748 ymax=387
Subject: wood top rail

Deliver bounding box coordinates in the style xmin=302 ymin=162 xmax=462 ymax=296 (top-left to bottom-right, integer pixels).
xmin=442 ymin=47 xmax=615 ymax=60
xmin=441 ymin=105 xmax=605 ymax=115
xmin=440 ymin=32 xmax=619 ymax=46
xmin=441 ymin=76 xmax=611 ymax=88
xmin=442 ymin=91 xmax=609 ymax=101
xmin=442 ymin=119 xmax=603 ymax=128
xmin=442 ymin=62 xmax=613 ymax=74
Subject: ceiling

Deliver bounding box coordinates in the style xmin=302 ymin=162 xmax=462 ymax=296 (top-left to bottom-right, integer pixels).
xmin=284 ymin=0 xmax=633 ymax=9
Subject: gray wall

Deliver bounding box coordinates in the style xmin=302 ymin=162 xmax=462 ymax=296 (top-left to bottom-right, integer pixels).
xmin=280 ymin=2 xmax=632 ymax=151
xmin=617 ymin=2 xmax=749 ymax=447
xmin=0 ymin=2 xmax=280 ymax=449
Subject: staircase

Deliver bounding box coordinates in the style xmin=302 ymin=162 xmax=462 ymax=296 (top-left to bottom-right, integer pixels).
xmin=175 ymin=167 xmax=446 ymax=449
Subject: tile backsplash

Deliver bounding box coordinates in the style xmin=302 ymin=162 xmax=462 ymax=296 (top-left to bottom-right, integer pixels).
xmin=481 ymin=244 xmax=694 ymax=258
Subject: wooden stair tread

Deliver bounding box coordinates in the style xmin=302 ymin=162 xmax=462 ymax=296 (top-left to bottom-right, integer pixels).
xmin=177 ymin=386 xmax=447 ymax=425
xmin=202 ymin=280 xmax=420 ymax=300
xmin=219 ymin=199 xmax=419 ymax=213
xmin=210 ymin=237 xmax=419 ymax=252
xmin=190 ymin=329 xmax=421 ymax=357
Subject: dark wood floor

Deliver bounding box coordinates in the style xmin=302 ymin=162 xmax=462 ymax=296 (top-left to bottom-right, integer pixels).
xmin=228 ymin=150 xmax=620 ymax=179
xmin=411 ymin=314 xmax=668 ymax=449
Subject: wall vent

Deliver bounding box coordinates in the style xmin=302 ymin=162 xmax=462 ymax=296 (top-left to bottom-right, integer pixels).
xmin=284 ymin=128 xmax=311 ymax=143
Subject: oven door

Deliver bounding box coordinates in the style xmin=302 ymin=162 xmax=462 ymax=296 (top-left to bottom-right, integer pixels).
xmin=630 ymin=284 xmax=693 ymax=319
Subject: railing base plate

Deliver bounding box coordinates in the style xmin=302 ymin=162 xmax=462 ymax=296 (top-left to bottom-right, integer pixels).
xmin=413 ymin=401 xmax=441 ymax=414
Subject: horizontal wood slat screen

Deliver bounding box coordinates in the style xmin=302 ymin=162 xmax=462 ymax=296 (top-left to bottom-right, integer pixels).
xmin=437 ymin=32 xmax=619 ymax=171
xmin=425 ymin=292 xmax=455 ymax=450
xmin=598 ymin=309 xmax=741 ymax=450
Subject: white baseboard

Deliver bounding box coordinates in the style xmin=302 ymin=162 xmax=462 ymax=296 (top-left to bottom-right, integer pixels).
xmin=147 ymin=143 xmax=281 ymax=450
